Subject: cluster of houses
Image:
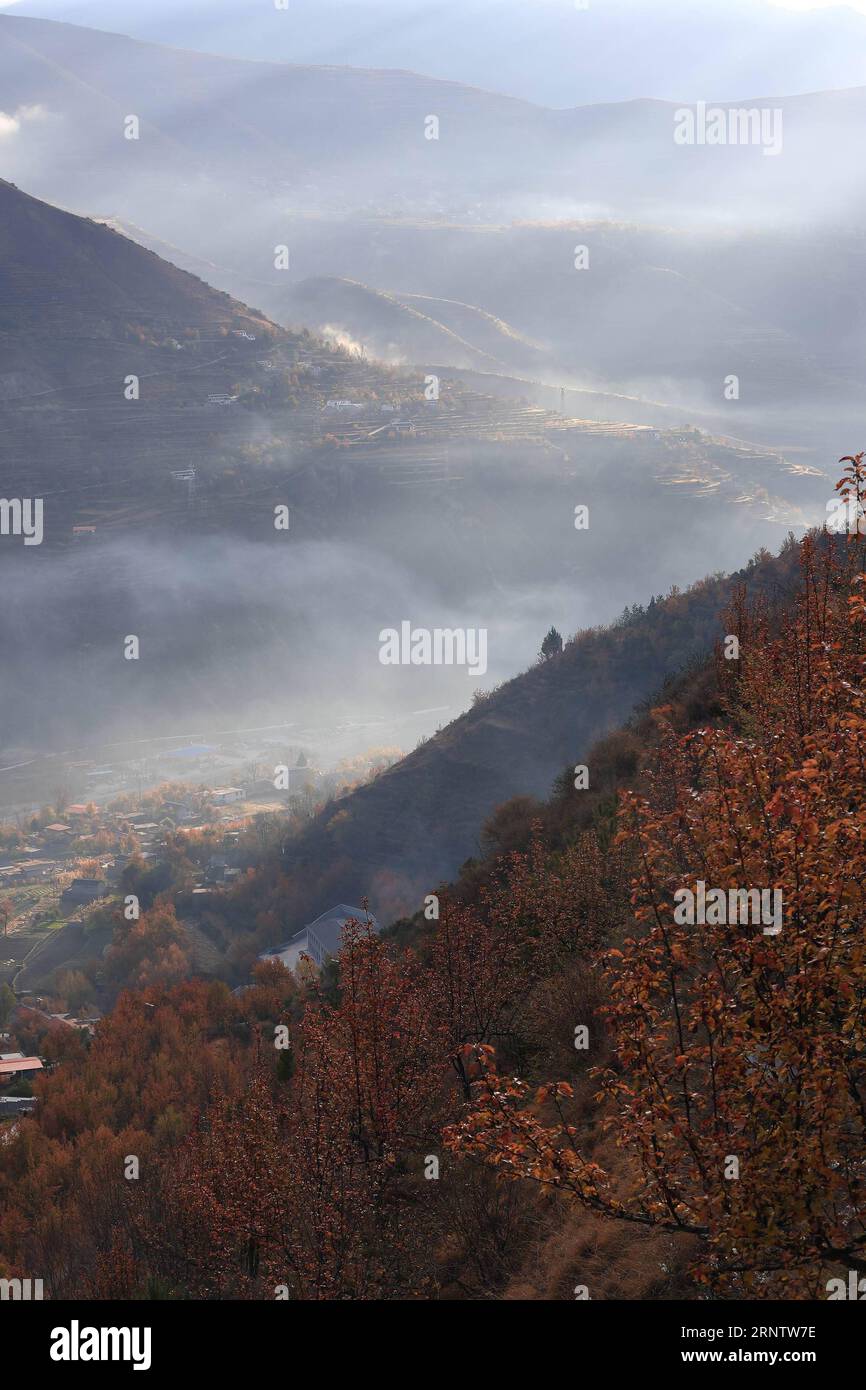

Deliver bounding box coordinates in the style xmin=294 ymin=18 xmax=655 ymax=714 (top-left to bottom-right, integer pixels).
xmin=0 ymin=761 xmax=325 ymax=904
xmin=0 ymin=802 xmax=117 ymax=892
xmin=0 ymin=787 xmax=246 ymax=911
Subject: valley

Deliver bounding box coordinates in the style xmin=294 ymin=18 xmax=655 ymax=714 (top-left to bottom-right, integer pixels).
xmin=0 ymin=1 xmax=865 ymax=1318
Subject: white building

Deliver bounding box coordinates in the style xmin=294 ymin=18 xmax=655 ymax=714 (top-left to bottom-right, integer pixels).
xmin=210 ymin=787 xmax=245 ymax=805
xmin=258 ymin=905 xmax=380 ymax=973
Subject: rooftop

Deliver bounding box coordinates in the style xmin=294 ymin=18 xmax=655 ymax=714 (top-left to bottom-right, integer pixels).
xmin=0 ymin=1057 xmax=43 ymax=1076
xmin=262 ymin=905 xmax=378 ymax=962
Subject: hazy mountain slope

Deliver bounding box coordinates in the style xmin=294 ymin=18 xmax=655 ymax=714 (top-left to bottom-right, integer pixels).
xmin=94 ymin=209 xmax=866 ymax=475
xmin=235 ymin=544 xmax=799 ymax=933
xmin=3 ymin=11 xmax=866 ymax=470
xmin=274 ymin=276 xmax=551 ymax=373
xmin=0 ymin=176 xmax=292 ymax=514
xmin=93 ymin=208 xmax=866 ymax=480
xmin=0 ymin=176 xmax=271 ymax=391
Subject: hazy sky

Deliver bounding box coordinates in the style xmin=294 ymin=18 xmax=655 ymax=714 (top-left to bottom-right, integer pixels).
xmin=770 ymin=1 xmax=866 ymax=10
xmin=6 ymin=0 xmax=866 ymax=106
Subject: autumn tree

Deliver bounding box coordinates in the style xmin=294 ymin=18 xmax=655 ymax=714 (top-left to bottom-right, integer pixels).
xmin=423 ymin=835 xmax=616 ymax=1096
xmin=0 ymin=980 xmax=249 ymax=1297
xmin=137 ymin=920 xmax=445 ymax=1300
xmin=104 ymin=898 xmax=193 ymax=991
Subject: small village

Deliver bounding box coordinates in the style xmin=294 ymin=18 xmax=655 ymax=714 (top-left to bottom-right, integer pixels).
xmin=0 ymin=742 xmax=394 ymax=1123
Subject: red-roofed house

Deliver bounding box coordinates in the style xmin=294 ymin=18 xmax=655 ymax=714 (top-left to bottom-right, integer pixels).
xmin=0 ymin=1057 xmax=43 ymax=1081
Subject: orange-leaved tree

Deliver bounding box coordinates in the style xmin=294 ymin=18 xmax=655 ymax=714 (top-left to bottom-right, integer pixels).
xmin=147 ymin=919 xmax=446 ymax=1299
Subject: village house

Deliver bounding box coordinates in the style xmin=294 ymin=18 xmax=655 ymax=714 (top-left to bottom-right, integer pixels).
xmin=0 ymin=1056 xmax=44 ymax=1084
xmin=275 ymin=754 xmax=321 ymax=796
xmin=61 ymin=877 xmax=109 ymax=908
xmin=210 ymin=787 xmax=245 ymax=806
xmin=0 ymin=1096 xmax=36 ymax=1116
xmin=258 ymin=904 xmax=380 ymax=973
xmin=204 ymin=856 xmax=231 ymax=884
xmin=43 ymin=823 xmax=73 ymax=845
xmin=46 ymin=1012 xmax=99 ymax=1037
xmin=118 ymin=814 xmax=158 ymax=831
xmin=12 ymin=857 xmax=56 ymax=883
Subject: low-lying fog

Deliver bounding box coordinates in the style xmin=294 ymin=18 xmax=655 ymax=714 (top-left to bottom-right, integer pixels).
xmin=0 ymin=446 xmax=827 ymax=793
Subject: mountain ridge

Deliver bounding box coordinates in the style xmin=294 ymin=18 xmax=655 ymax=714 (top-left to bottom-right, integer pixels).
xmin=5 ymin=12 xmax=866 ymax=115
